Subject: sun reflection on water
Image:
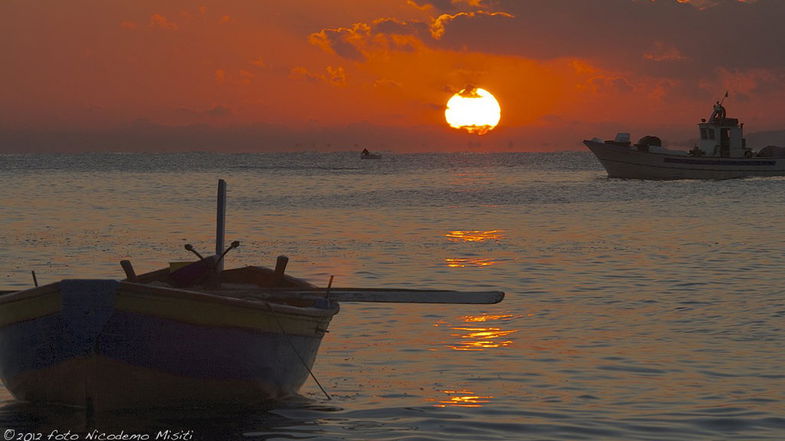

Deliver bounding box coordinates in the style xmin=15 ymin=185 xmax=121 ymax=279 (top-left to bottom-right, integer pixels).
xmin=435 ymin=314 xmax=520 ymax=351
xmin=462 ymin=314 xmax=515 ymax=322
xmin=444 ymin=230 xmax=503 ymax=242
xmin=430 ymin=389 xmax=494 ymax=408
xmin=448 ymin=327 xmax=518 ymax=351
xmin=444 ymin=257 xmax=498 ymax=267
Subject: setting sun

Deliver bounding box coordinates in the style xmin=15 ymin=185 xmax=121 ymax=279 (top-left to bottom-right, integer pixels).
xmin=444 ymin=87 xmax=501 ymax=135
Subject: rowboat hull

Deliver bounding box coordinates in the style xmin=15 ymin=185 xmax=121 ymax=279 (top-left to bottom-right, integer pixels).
xmin=0 ymin=280 xmax=338 ymax=410
xmin=584 ymin=140 xmax=785 ymax=180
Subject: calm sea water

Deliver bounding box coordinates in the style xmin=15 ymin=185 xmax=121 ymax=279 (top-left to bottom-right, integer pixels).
xmin=1 ymin=152 xmax=784 ymax=440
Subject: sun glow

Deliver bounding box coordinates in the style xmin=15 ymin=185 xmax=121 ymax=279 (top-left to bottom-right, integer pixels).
xmin=444 ymin=87 xmax=501 ymax=135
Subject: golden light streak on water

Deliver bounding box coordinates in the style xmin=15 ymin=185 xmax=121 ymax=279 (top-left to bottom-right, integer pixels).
xmin=444 ymin=230 xmax=503 ymax=242
xmin=429 ymin=389 xmax=493 ymax=408
xmin=444 ymin=258 xmax=498 ymax=268
xmin=448 ymin=327 xmax=518 ymax=351
xmin=460 ymin=314 xmax=518 ymax=322
xmin=437 ymin=314 xmax=521 ymax=351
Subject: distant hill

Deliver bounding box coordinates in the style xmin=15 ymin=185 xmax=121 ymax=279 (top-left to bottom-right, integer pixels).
xmin=747 ymin=129 xmax=785 ymax=148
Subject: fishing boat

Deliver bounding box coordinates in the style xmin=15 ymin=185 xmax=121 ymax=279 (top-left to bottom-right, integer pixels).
xmin=360 ymin=148 xmax=381 ymax=159
xmin=583 ymin=98 xmax=785 ymax=179
xmin=0 ymin=180 xmax=503 ymax=410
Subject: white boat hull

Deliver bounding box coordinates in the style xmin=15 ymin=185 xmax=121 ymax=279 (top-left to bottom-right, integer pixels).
xmin=584 ymin=140 xmax=785 ymax=180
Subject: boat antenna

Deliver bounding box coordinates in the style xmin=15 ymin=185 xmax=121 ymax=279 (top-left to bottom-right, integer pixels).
xmin=719 ymin=90 xmax=729 ymax=105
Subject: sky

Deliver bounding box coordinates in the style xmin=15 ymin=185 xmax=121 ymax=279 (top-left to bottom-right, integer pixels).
xmin=2 ymin=0 xmax=785 ymax=152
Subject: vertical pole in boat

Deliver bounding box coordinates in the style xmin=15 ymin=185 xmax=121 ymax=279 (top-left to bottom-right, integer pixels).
xmin=325 ymin=275 xmax=334 ymax=299
xmin=216 ymin=179 xmax=227 ymax=273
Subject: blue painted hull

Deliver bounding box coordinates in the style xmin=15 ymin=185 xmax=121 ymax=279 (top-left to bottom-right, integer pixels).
xmin=0 ymin=280 xmax=338 ymax=409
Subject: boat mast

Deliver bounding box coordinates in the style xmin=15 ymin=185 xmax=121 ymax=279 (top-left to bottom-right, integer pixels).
xmin=215 ymin=179 xmax=227 ymax=273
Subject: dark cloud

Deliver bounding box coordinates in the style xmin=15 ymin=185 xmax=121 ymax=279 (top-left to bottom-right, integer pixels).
xmin=309 ymin=24 xmax=369 ymax=61
xmin=300 ymin=0 xmax=785 ymax=106
xmin=306 ymin=0 xmax=785 ymax=87
xmin=409 ymin=0 xmax=496 ymax=13
xmin=431 ymin=0 xmax=785 ymax=73
xmin=430 ymin=10 xmax=513 ymax=39
xmin=374 ymin=17 xmax=428 ymax=36
xmin=309 ymin=0 xmax=785 ymax=76
xmin=408 ymin=0 xmax=459 ymax=12
xmin=309 ymin=18 xmax=431 ymax=61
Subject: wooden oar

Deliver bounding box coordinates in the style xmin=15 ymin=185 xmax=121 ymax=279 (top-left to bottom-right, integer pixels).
xmin=319 ymin=289 xmax=504 ymax=304
xmin=252 ymin=287 xmax=505 ymax=304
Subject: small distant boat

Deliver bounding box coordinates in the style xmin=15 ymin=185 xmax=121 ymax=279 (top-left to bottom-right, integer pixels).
xmin=0 ymin=180 xmax=503 ymax=410
xmin=360 ymin=148 xmax=381 ymax=159
xmin=583 ymin=98 xmax=785 ymax=179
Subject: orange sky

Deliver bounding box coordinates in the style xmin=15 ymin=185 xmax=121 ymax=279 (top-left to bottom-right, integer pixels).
xmin=2 ymin=0 xmax=785 ymax=152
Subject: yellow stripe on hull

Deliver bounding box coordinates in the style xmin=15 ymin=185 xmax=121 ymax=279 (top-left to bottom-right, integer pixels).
xmin=116 ymin=283 xmax=335 ymax=337
xmin=0 ymin=282 xmax=337 ymax=336
xmin=0 ymin=285 xmax=60 ymax=327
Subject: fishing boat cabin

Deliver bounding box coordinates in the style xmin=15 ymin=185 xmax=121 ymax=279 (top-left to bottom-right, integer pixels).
xmin=693 ymin=101 xmax=751 ymax=158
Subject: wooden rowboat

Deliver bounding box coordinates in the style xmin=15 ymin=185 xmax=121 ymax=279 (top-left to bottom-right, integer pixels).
xmin=0 ymin=275 xmax=337 ymax=410
xmin=0 ymin=180 xmax=504 ymax=410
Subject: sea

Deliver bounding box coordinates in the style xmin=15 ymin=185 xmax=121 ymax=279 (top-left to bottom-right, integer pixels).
xmin=1 ymin=151 xmax=784 ymax=440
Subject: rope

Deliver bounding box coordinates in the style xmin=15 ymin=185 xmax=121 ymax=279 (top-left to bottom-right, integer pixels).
xmin=266 ymin=304 xmax=332 ymax=401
